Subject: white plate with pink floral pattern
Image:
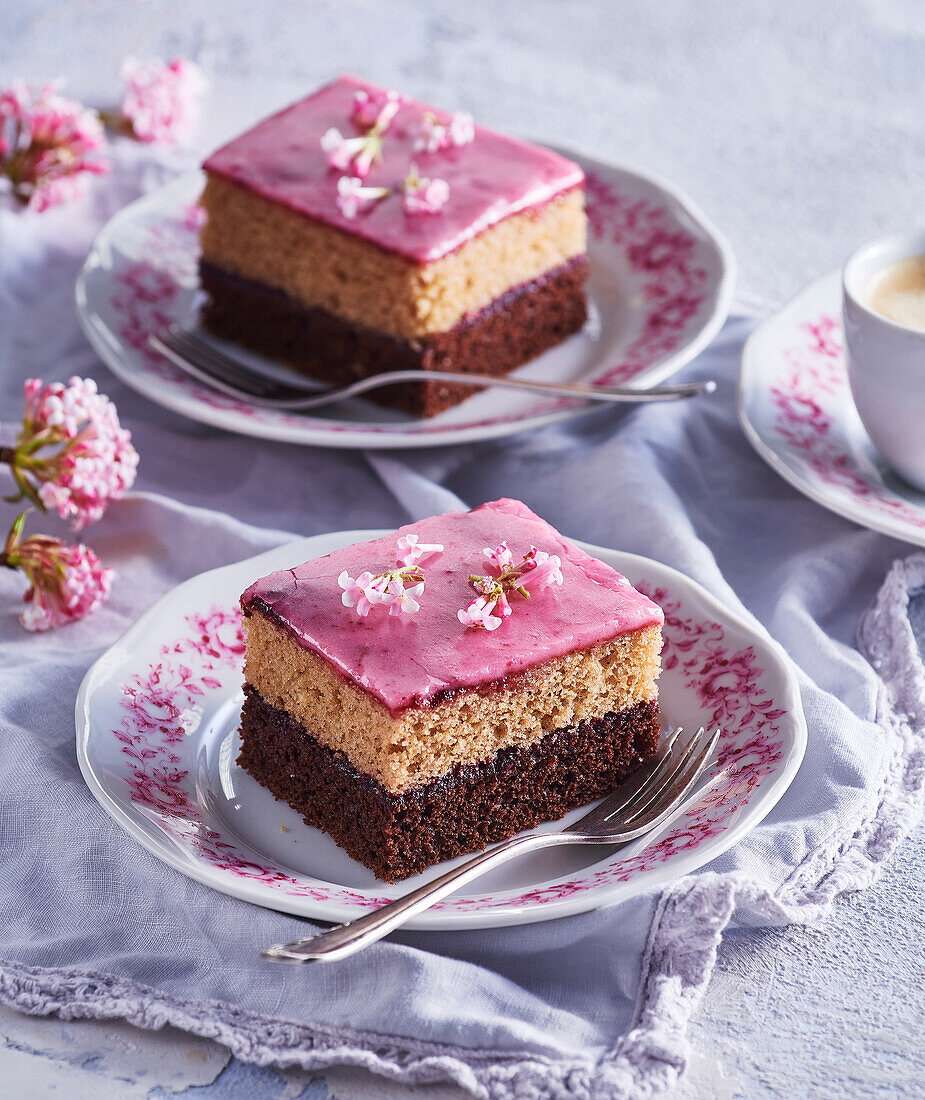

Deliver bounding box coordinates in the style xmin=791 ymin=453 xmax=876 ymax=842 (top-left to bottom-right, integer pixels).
xmin=74 ymin=150 xmax=735 ymax=450
xmin=75 ymin=530 xmax=805 ymax=930
xmin=739 ymin=269 xmax=925 ymax=546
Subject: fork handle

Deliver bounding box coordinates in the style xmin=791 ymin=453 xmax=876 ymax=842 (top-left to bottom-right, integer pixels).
xmin=323 ymin=371 xmax=716 ymax=409
xmin=148 ymin=329 xmax=716 ymax=410
xmin=263 ymin=831 xmax=572 ymax=964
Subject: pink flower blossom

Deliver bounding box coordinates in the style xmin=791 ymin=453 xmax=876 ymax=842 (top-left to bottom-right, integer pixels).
xmin=483 ymin=542 xmax=514 ymax=571
xmin=338 ymin=535 xmax=442 ymax=620
xmin=0 ymin=80 xmax=109 ymax=210
xmin=403 ymin=164 xmax=449 ymax=215
xmin=321 ymin=128 xmax=367 ymax=173
xmin=3 ymin=376 xmax=139 ymax=530
xmin=27 ymin=174 xmax=84 ymax=213
xmin=474 ymin=576 xmax=512 ymax=613
xmin=335 ymin=175 xmax=390 ymax=218
xmin=1 ymin=513 xmax=113 ymax=631
xmin=119 ymin=57 xmax=207 ymax=146
xmin=413 ymin=110 xmax=475 ymax=154
xmin=449 ymin=111 xmax=475 ymax=147
xmin=351 ymin=88 xmax=402 ymax=130
xmin=519 ymin=547 xmax=564 ymax=590
xmin=396 ymin=533 xmax=444 ymax=567
xmin=458 ymin=545 xmax=562 ymax=630
xmin=338 ymin=570 xmax=384 ymax=617
xmin=457 ymin=594 xmax=505 ymax=631
xmin=387 ymin=578 xmax=424 ymax=618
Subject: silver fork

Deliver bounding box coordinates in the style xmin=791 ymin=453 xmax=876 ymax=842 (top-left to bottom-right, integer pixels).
xmin=262 ymin=725 xmax=720 ymax=964
xmin=148 ymin=325 xmax=716 ymax=412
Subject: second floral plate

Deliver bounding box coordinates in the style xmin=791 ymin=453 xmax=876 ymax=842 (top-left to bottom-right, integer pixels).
xmin=75 ymin=150 xmax=735 ymax=449
xmin=738 ymin=269 xmax=925 ymax=546
xmin=76 ymin=531 xmax=805 ymax=930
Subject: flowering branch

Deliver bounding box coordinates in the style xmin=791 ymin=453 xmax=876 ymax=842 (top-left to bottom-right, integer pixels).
xmin=1 ymin=511 xmax=113 ymax=631
xmin=458 ymin=543 xmax=564 ymax=631
xmin=2 ymin=377 xmax=138 ymax=530
xmin=0 ymin=80 xmax=109 ymax=211
xmin=338 ymin=536 xmax=443 ymax=619
xmin=101 ymin=57 xmax=207 ymax=146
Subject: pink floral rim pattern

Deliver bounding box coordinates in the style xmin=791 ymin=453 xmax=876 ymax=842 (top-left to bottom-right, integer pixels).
xmin=769 ymin=313 xmax=925 ymax=529
xmin=584 ymin=172 xmax=708 ymax=387
xmin=107 ymin=174 xmax=711 ymax=434
xmin=114 ymin=589 xmax=784 ymax=912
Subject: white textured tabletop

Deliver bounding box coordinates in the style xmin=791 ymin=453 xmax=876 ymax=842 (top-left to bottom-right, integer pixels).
xmin=2 ymin=2 xmax=924 ymax=1097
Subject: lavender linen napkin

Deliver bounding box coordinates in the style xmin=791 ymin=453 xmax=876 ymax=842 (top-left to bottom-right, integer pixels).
xmin=1 ymin=154 xmax=923 ymax=1100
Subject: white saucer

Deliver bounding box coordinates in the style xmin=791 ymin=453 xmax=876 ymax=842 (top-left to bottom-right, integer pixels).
xmin=75 ymin=150 xmax=735 ymax=450
xmin=76 ymin=531 xmax=805 ymax=930
xmin=739 ymin=269 xmax=925 ymax=546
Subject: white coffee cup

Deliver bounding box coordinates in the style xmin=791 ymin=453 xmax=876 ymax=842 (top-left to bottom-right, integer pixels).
xmin=843 ymin=230 xmax=925 ymax=491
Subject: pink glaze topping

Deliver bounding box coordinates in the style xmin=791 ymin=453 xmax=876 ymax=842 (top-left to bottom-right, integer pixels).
xmin=203 ymin=74 xmax=584 ymax=264
xmin=242 ymin=499 xmax=663 ymax=713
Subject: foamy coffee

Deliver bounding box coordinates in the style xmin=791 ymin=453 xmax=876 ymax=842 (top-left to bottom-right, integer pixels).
xmin=865 ymin=255 xmax=925 ymax=331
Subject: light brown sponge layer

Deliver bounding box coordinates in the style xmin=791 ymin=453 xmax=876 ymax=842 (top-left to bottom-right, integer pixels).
xmin=200 ymin=175 xmax=586 ymax=340
xmin=243 ymin=609 xmax=661 ymax=794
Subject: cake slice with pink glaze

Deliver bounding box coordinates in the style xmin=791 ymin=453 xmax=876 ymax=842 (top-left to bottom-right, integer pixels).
xmin=199 ymin=75 xmax=588 ymax=417
xmin=238 ymin=499 xmax=663 ymax=881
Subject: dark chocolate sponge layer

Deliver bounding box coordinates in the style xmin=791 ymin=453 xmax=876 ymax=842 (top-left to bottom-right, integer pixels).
xmin=238 ymin=686 xmax=659 ymax=882
xmin=199 ymin=257 xmax=589 ymax=418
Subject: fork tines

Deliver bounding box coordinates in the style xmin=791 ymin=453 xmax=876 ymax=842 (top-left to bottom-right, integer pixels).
xmin=569 ymin=725 xmax=720 ymax=838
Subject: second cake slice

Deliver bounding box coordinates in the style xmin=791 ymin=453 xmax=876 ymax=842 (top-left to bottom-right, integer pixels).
xmin=238 ymin=499 xmax=663 ymax=881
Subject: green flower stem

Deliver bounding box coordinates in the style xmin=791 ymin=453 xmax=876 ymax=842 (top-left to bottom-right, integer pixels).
xmin=2 ymin=512 xmax=27 ymax=565
xmin=4 ymin=465 xmax=42 ymax=509
xmin=1 ymin=436 xmax=55 ymax=511
xmin=98 ymin=108 xmax=134 ymax=137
